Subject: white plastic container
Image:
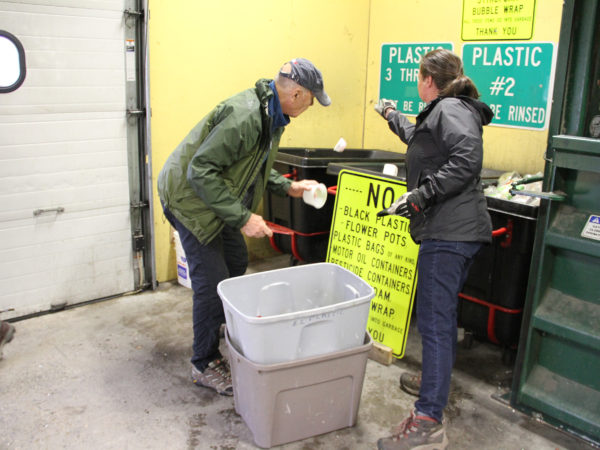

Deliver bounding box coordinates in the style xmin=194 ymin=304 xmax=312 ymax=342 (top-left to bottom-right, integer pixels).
xmin=217 ymin=262 xmax=374 ymax=364
xmin=333 ymin=137 xmax=347 ymax=152
xmin=383 ymin=163 xmax=399 ymax=176
xmin=173 ymin=230 xmax=191 ymax=289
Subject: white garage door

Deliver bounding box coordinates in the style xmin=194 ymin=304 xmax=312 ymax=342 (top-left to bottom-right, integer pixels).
xmin=0 ymin=1 xmax=142 ymax=319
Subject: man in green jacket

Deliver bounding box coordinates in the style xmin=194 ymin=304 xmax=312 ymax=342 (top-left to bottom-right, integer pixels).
xmin=158 ymin=58 xmax=330 ymax=395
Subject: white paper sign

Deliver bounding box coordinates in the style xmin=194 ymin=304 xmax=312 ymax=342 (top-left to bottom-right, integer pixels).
xmin=581 ymin=215 xmax=600 ymax=241
xmin=125 ymin=39 xmax=136 ymax=82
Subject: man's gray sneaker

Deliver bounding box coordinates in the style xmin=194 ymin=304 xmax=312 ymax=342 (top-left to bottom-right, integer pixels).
xmin=191 ymin=359 xmax=233 ymax=396
xmin=377 ymin=410 xmax=448 ymax=450
xmin=399 ymin=371 xmax=421 ymax=397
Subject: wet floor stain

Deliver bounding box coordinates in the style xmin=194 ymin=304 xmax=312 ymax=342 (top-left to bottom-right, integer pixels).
xmin=187 ymin=413 xmax=206 ymax=449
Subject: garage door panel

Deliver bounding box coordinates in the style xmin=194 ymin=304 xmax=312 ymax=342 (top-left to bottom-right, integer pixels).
xmin=0 ymin=256 xmax=133 ymax=314
xmin=0 ymin=87 xmax=126 ymax=108
xmin=0 ymin=150 xmax=127 ymax=176
xmin=0 ymin=118 xmax=126 ymax=146
xmin=0 ymin=242 xmax=132 ymax=295
xmin=0 ymin=228 xmax=129 ymax=264
xmin=0 ymin=136 xmax=124 ymax=157
xmin=0 ymin=73 xmax=124 ymax=109
xmin=26 ymin=49 xmax=124 ymax=70
xmin=0 ymin=3 xmax=123 ymax=37
xmin=0 ymin=166 xmax=128 ymax=197
xmin=0 ymin=1 xmax=122 ymax=11
xmin=0 ymin=208 xmax=133 ymax=314
xmin=13 ymin=65 xmax=123 ymax=86
xmin=0 ymin=207 xmax=131 ymax=244
xmin=21 ymin=34 xmax=123 ymax=53
xmin=0 ymin=182 xmax=130 ymax=223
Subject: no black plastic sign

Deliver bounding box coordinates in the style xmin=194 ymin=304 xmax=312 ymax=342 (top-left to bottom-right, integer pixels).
xmin=326 ymin=170 xmax=419 ymax=358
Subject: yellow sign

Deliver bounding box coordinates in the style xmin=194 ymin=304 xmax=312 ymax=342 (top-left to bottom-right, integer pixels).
xmin=462 ymin=0 xmax=536 ymax=41
xmin=326 ymin=170 xmax=419 ymax=358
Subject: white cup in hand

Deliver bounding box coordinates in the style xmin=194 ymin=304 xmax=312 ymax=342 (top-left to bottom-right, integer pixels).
xmin=302 ymin=183 xmax=327 ymax=209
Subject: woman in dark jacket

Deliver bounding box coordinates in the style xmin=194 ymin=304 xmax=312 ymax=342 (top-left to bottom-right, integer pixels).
xmin=376 ymin=49 xmax=493 ymax=450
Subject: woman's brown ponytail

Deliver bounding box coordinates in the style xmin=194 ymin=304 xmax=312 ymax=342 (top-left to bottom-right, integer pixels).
xmin=420 ymin=49 xmax=480 ymax=99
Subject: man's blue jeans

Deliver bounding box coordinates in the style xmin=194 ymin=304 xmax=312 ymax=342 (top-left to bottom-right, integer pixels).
xmin=414 ymin=239 xmax=482 ymax=423
xmin=163 ymin=206 xmax=248 ymax=371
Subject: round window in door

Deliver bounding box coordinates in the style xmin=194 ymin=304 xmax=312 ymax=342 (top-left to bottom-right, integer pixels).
xmin=0 ymin=30 xmax=26 ymax=93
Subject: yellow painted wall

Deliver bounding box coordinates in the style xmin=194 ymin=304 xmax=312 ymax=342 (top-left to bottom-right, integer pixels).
xmin=149 ymin=0 xmax=564 ymax=283
xmin=148 ymin=0 xmax=371 ymax=282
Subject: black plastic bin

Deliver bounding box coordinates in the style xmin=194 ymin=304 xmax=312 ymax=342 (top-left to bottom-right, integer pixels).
xmin=458 ymin=196 xmax=538 ymax=353
xmin=266 ymin=148 xmax=405 ymax=232
xmin=325 ymin=164 xmax=503 ymax=183
xmin=324 ymin=163 xmax=533 ymax=354
xmin=326 ymin=161 xmax=407 ymax=180
xmin=265 ymin=148 xmax=405 ymax=262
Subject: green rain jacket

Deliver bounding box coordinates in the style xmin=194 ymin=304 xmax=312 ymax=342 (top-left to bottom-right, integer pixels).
xmin=157 ymin=79 xmax=292 ymax=244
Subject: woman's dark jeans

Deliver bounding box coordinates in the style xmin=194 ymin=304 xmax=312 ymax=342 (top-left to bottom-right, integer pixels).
xmin=414 ymin=239 xmax=482 ymax=423
xmin=163 ymin=206 xmax=247 ymax=371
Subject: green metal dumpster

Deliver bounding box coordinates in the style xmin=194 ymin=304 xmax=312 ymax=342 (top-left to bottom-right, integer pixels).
xmin=509 ymin=1 xmax=600 ymax=444
xmin=511 ymin=135 xmax=600 ymax=443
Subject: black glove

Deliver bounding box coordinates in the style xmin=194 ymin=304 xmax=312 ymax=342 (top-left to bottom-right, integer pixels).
xmin=375 ymin=98 xmax=397 ymax=119
xmin=393 ymin=189 xmax=427 ymax=218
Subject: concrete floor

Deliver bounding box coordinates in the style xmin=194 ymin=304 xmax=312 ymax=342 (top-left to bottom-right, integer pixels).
xmin=0 ymin=255 xmax=595 ymax=449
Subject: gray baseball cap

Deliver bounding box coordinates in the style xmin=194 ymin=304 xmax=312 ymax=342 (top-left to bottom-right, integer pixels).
xmin=279 ymin=58 xmax=331 ymax=106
